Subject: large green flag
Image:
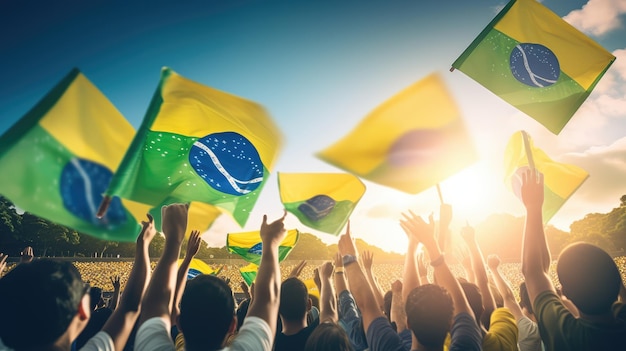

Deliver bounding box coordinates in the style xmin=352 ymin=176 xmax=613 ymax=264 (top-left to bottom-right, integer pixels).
xmin=278 ymin=172 xmax=365 ymax=235
xmin=0 ymin=69 xmax=152 ymax=241
xmin=452 ymin=0 xmax=615 ymax=134
xmin=227 ymin=229 xmax=299 ymax=265
xmin=102 ymin=67 xmax=282 ymax=227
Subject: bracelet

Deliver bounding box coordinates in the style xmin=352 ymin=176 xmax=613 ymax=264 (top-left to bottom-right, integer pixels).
xmin=335 ymin=267 xmax=344 ymax=273
xmin=430 ymin=254 xmax=445 ymax=267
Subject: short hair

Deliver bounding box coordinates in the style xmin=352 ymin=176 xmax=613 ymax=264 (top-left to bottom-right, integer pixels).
xmin=557 ymin=242 xmax=621 ymax=315
xmin=405 ymin=284 xmax=453 ymax=349
xmin=279 ymin=277 xmax=309 ymax=321
xmin=459 ymin=280 xmax=484 ymax=323
xmin=89 ymin=286 xmax=104 ymax=310
xmin=519 ymin=282 xmax=533 ymax=315
xmin=180 ymin=275 xmax=235 ymax=350
xmin=0 ymin=259 xmax=86 ymax=350
xmin=304 ymin=321 xmax=354 ymax=351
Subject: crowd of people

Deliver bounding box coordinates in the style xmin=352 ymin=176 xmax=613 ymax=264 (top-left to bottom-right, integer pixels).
xmin=0 ymin=170 xmax=625 ymax=350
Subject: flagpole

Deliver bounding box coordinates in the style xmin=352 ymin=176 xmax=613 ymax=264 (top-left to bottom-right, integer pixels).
xmin=96 ymin=196 xmax=111 ymax=219
xmin=436 ymin=183 xmax=444 ymax=204
xmin=521 ymin=130 xmax=536 ymax=170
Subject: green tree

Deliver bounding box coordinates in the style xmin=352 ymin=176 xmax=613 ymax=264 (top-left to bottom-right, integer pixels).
xmin=20 ymin=212 xmax=79 ymax=257
xmin=0 ymin=196 xmax=22 ymax=254
xmin=289 ymin=232 xmax=331 ymax=260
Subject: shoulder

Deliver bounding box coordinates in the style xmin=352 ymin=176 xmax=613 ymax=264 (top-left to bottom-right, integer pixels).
xmin=135 ymin=317 xmax=175 ymax=351
xmin=228 ymin=316 xmax=273 ymax=351
xmin=78 ymin=331 xmax=114 ymax=351
xmin=449 ymin=312 xmax=482 ymax=351
xmin=365 ymin=316 xmax=404 ymax=351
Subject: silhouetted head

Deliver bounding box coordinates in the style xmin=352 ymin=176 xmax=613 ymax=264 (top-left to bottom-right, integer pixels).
xmin=459 ymin=280 xmax=484 ymax=323
xmin=279 ymin=277 xmax=310 ymax=322
xmin=405 ymin=284 xmax=454 ymax=349
xmin=304 ymin=321 xmax=354 ymax=351
xmin=0 ymin=259 xmax=89 ymax=350
xmin=179 ymin=274 xmax=236 ymax=351
xmin=89 ymin=286 xmax=104 ymax=310
xmin=519 ymin=282 xmax=533 ymax=315
xmin=557 ymin=242 xmax=621 ymax=315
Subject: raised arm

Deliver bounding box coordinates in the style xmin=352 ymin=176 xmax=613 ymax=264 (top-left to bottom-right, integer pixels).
xmin=487 ymin=255 xmax=524 ymax=320
xmin=108 ymin=275 xmax=121 ymax=310
xmin=461 ymin=224 xmax=496 ymax=329
xmin=318 ymin=261 xmax=338 ymax=323
xmin=401 ymin=210 xmax=474 ymax=318
xmin=338 ymin=222 xmax=384 ymax=332
xmin=246 ymin=212 xmax=287 ymax=335
xmin=138 ymin=204 xmax=188 ymax=328
xmin=390 ymin=280 xmax=407 ymax=332
xmin=172 ymin=230 xmax=202 ymax=326
xmin=333 ymin=252 xmax=348 ymax=294
xmin=520 ymin=170 xmax=555 ymax=305
xmin=99 ymin=213 xmax=157 ymax=351
xmin=362 ymin=250 xmax=385 ymax=310
xmin=0 ymin=253 xmax=7 ymax=278
xmin=402 ymin=214 xmax=427 ymax=304
xmin=438 ymin=204 xmax=453 ymax=255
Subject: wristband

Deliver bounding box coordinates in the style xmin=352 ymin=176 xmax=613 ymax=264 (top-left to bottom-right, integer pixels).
xmin=342 ymin=254 xmax=358 ymax=267
xmin=335 ymin=267 xmax=344 ymax=273
xmin=430 ymin=254 xmax=445 ymax=267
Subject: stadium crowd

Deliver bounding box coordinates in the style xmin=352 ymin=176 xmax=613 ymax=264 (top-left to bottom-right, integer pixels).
xmin=0 ymin=170 xmax=625 ymax=350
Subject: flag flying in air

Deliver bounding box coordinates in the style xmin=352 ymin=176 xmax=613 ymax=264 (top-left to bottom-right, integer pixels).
xmin=102 ymin=67 xmax=282 ymax=227
xmin=317 ymin=72 xmax=477 ymax=194
xmin=0 ymin=69 xmax=153 ymax=241
xmin=178 ymin=258 xmax=223 ymax=280
xmin=452 ymin=0 xmax=615 ymax=135
xmin=504 ymin=130 xmax=588 ymax=224
xmin=227 ymin=229 xmax=299 ymax=265
xmin=278 ymin=172 xmax=365 ymax=235
xmin=239 ymin=263 xmax=258 ymax=286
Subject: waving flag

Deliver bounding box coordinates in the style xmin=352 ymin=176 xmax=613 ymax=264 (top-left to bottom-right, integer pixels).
xmin=239 ymin=263 xmax=258 ymax=286
xmin=178 ymin=258 xmax=223 ymax=280
xmin=102 ymin=67 xmax=282 ymax=227
xmin=0 ymin=69 xmax=152 ymax=241
xmin=317 ymin=73 xmax=477 ymax=194
xmin=278 ymin=172 xmax=365 ymax=235
xmin=504 ymin=131 xmax=588 ymax=224
xmin=227 ymin=229 xmax=299 ymax=265
xmin=452 ymin=0 xmax=615 ymax=135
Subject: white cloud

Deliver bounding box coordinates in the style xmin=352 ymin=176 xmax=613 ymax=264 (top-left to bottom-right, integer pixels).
xmin=564 ymin=0 xmax=626 ymax=36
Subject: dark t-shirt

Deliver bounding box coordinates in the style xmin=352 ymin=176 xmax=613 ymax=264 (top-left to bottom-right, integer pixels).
xmin=274 ymin=320 xmax=319 ymax=351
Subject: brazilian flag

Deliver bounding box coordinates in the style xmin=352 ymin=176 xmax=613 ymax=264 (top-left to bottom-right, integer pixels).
xmin=452 ymin=0 xmax=615 ymax=134
xmin=227 ymin=229 xmax=299 ymax=265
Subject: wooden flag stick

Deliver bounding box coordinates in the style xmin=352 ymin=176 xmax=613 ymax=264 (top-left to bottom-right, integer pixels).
xmin=436 ymin=183 xmax=444 ymax=204
xmin=521 ymin=130 xmax=536 ymax=171
xmin=449 ymin=67 xmax=456 ymax=72
xmin=96 ymin=196 xmax=112 ymax=219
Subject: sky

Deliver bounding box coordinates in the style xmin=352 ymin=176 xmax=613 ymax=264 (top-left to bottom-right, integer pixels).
xmin=1 ymin=0 xmax=626 ymax=254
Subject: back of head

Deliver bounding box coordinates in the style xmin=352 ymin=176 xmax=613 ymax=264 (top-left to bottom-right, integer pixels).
xmin=519 ymin=282 xmax=533 ymax=315
xmin=557 ymin=242 xmax=621 ymax=315
xmin=0 ymin=259 xmax=85 ymax=350
xmin=459 ymin=280 xmax=484 ymax=322
xmin=279 ymin=277 xmax=309 ymax=322
xmin=405 ymin=284 xmax=453 ymax=349
xmin=180 ymin=275 xmax=235 ymax=350
xmin=304 ymin=321 xmax=354 ymax=351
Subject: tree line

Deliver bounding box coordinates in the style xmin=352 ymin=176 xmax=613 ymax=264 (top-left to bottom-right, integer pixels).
xmin=1 ymin=196 xmax=625 ymax=261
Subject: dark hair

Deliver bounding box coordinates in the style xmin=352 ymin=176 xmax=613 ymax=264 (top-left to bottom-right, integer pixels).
xmin=180 ymin=275 xmax=236 ymax=351
xmin=519 ymin=282 xmax=533 ymax=315
xmin=309 ymin=293 xmax=320 ymax=310
xmin=459 ymin=280 xmax=484 ymax=323
xmin=89 ymin=286 xmax=104 ymax=310
xmin=304 ymin=321 xmax=354 ymax=351
xmin=0 ymin=259 xmax=86 ymax=349
xmin=279 ymin=277 xmax=309 ymax=321
xmin=557 ymin=242 xmax=621 ymax=315
xmin=405 ymin=284 xmax=453 ymax=349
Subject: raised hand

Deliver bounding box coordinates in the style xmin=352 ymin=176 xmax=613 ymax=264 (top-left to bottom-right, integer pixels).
xmin=391 ymin=279 xmax=403 ymax=294
xmin=487 ymin=254 xmax=501 ymax=270
xmin=185 ymin=230 xmax=202 ymax=259
xmin=440 ymin=203 xmax=453 ymax=228
xmin=362 ymin=250 xmax=374 ymax=271
xmin=400 ymin=211 xmax=436 ymax=253
xmin=260 ymin=211 xmax=287 ymax=246
xmin=161 ymin=203 xmax=189 ymax=243
xmin=0 ymin=253 xmax=7 ymax=275
xmin=320 ymin=261 xmax=334 ymax=281
xmin=333 ymin=252 xmax=343 ymax=268
xmin=240 ymin=281 xmax=251 ymax=299
xmin=139 ymin=214 xmax=157 ymax=244
xmin=521 ymin=169 xmax=544 ymax=211
xmin=460 ymin=224 xmax=475 ymax=244
xmin=19 ymin=246 xmax=33 ymax=264
xmin=313 ymin=267 xmax=322 ymax=290
xmin=111 ymin=275 xmax=121 ymax=291
xmin=338 ymin=221 xmax=357 ymax=257
xmin=289 ymin=260 xmax=307 ymax=278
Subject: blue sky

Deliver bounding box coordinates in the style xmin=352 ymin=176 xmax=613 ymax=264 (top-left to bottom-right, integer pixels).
xmin=2 ymin=0 xmax=625 ymax=253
